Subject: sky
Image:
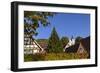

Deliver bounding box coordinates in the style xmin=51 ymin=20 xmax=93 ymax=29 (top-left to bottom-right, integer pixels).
xmin=32 ymin=13 xmax=90 ymax=39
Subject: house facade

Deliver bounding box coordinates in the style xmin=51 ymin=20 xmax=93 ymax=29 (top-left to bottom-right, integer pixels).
xmin=24 ymin=34 xmax=44 ymax=54
xmin=77 ymin=43 xmax=87 ymax=54
xmin=65 ymin=36 xmax=90 ymax=58
xmin=77 ymin=37 xmax=90 ymax=58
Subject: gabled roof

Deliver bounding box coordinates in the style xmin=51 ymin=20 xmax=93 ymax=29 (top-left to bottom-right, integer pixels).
xmin=24 ymin=34 xmax=44 ymax=52
xmin=36 ymin=39 xmax=48 ymax=49
xmin=33 ymin=40 xmax=44 ymax=51
xmin=65 ymin=36 xmax=90 ymax=53
xmin=80 ymin=36 xmax=90 ymax=53
xmin=65 ymin=44 xmax=79 ymax=53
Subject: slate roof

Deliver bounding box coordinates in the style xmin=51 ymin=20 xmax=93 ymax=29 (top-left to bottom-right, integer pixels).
xmin=36 ymin=39 xmax=48 ymax=50
xmin=65 ymin=44 xmax=79 ymax=53
xmin=80 ymin=36 xmax=90 ymax=54
xmin=65 ymin=36 xmax=90 ymax=53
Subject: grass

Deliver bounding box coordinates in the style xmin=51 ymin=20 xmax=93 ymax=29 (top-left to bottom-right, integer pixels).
xmin=24 ymin=52 xmax=88 ymax=62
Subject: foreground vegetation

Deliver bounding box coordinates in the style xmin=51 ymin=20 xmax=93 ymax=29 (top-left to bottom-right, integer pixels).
xmin=24 ymin=53 xmax=88 ymax=62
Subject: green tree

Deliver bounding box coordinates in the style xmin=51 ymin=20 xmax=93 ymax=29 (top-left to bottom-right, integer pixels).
xmin=61 ymin=37 xmax=69 ymax=48
xmin=24 ymin=11 xmax=55 ymax=38
xmin=75 ymin=36 xmax=83 ymax=44
xmin=47 ymin=27 xmax=63 ymax=53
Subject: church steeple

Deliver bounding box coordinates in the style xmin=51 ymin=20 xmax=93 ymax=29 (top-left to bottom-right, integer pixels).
xmin=64 ymin=36 xmax=75 ymax=51
xmin=71 ymin=36 xmax=74 ymax=41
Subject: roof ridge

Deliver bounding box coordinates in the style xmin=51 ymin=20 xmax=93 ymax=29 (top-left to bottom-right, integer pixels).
xmin=34 ymin=40 xmax=44 ymax=51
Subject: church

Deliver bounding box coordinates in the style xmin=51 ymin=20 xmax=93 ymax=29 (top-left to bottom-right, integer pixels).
xmin=64 ymin=36 xmax=75 ymax=52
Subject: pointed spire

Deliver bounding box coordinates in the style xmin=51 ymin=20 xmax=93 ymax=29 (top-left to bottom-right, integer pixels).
xmin=71 ymin=35 xmax=74 ymax=41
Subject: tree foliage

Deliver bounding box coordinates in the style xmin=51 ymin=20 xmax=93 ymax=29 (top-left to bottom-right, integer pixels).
xmin=47 ymin=27 xmax=63 ymax=53
xmin=24 ymin=11 xmax=55 ymax=38
xmin=61 ymin=37 xmax=69 ymax=48
xmin=75 ymin=36 xmax=83 ymax=44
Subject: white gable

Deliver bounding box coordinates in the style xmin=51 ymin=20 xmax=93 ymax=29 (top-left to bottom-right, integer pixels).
xmin=64 ymin=38 xmax=75 ymax=51
xmin=24 ymin=40 xmax=44 ymax=54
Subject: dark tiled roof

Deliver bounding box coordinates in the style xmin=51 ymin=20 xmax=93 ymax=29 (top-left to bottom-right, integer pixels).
xmin=80 ymin=36 xmax=90 ymax=54
xmin=38 ymin=42 xmax=48 ymax=49
xmin=36 ymin=39 xmax=48 ymax=49
xmin=65 ymin=36 xmax=90 ymax=53
xmin=65 ymin=44 xmax=79 ymax=53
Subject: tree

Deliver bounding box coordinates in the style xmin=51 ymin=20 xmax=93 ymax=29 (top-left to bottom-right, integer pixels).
xmin=75 ymin=36 xmax=83 ymax=44
xmin=61 ymin=37 xmax=69 ymax=48
xmin=47 ymin=27 xmax=63 ymax=53
xmin=24 ymin=11 xmax=55 ymax=38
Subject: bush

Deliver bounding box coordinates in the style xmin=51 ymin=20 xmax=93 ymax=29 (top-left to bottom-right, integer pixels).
xmin=24 ymin=53 xmax=88 ymax=62
xmin=24 ymin=54 xmax=33 ymax=62
xmin=44 ymin=53 xmax=88 ymax=60
xmin=24 ymin=54 xmax=45 ymax=62
xmin=32 ymin=54 xmax=45 ymax=61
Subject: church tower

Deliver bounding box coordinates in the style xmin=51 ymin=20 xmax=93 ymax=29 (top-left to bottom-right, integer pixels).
xmin=64 ymin=36 xmax=75 ymax=51
xmin=71 ymin=36 xmax=75 ymax=45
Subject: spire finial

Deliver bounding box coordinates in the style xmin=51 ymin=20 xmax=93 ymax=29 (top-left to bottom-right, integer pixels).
xmin=71 ymin=35 xmax=74 ymax=41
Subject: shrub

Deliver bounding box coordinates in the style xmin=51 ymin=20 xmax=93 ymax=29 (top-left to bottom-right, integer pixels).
xmin=24 ymin=52 xmax=88 ymax=62
xmin=24 ymin=54 xmax=45 ymax=62
xmin=24 ymin=54 xmax=33 ymax=62
xmin=44 ymin=53 xmax=88 ymax=60
xmin=32 ymin=54 xmax=45 ymax=61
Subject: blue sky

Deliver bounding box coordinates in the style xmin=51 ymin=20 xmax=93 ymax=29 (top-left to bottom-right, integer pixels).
xmin=33 ymin=13 xmax=90 ymax=39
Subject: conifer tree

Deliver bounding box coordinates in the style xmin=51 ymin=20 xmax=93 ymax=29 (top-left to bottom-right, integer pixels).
xmin=47 ymin=27 xmax=63 ymax=53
